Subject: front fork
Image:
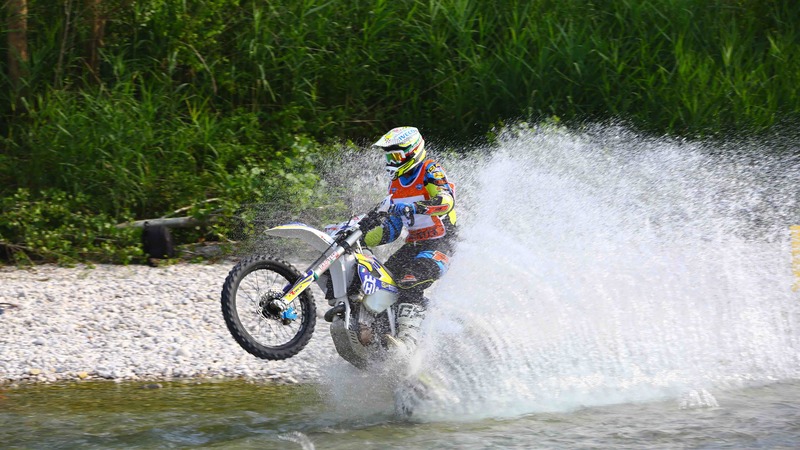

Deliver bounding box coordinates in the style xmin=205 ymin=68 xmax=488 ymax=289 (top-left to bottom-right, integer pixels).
xmin=271 ymin=270 xmax=316 ymax=323
xmin=272 ymin=228 xmax=363 ymax=322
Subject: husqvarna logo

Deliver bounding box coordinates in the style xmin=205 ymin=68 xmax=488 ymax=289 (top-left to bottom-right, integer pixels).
xmin=362 ymin=275 xmax=377 ymax=295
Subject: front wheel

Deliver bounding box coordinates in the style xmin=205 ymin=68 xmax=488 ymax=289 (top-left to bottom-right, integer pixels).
xmin=221 ymin=255 xmax=316 ymax=360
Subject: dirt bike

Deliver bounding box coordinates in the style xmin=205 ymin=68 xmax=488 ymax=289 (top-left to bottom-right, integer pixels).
xmin=220 ymin=195 xmax=419 ymax=371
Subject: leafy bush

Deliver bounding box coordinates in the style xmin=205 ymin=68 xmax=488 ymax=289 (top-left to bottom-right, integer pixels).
xmin=0 ymin=189 xmax=142 ymax=265
xmin=199 ymin=134 xmax=326 ymax=242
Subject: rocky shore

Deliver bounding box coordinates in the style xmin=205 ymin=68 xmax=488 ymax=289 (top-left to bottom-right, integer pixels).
xmin=0 ymin=263 xmax=337 ymax=385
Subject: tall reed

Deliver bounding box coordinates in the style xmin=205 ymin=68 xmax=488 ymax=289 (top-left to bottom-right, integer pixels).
xmin=2 ymin=0 xmax=798 ymax=219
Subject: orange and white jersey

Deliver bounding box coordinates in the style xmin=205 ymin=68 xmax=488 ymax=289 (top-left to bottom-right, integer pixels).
xmin=389 ymin=159 xmax=457 ymax=242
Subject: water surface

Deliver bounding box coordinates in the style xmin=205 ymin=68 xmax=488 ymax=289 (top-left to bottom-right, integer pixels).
xmin=2 ymin=380 xmax=799 ymax=449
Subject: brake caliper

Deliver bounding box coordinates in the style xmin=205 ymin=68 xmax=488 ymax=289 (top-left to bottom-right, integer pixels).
xmin=281 ymin=306 xmax=298 ymax=325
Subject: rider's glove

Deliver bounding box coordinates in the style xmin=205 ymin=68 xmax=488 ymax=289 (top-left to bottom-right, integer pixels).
xmin=389 ymin=202 xmax=415 ymax=218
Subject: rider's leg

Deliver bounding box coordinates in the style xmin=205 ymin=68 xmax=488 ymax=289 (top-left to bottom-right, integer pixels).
xmin=384 ymin=246 xmax=451 ymax=354
xmin=386 ymin=301 xmax=427 ymax=353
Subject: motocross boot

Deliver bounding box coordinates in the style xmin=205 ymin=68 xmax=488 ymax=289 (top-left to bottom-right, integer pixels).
xmin=385 ymin=303 xmax=426 ymax=357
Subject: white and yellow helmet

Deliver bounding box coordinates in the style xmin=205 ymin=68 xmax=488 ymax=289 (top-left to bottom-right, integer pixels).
xmin=373 ymin=126 xmax=426 ymax=179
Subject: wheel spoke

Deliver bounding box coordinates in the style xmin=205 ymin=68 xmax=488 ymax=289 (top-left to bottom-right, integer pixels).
xmin=234 ymin=266 xmax=306 ymax=347
xmin=221 ymin=256 xmax=316 ymax=360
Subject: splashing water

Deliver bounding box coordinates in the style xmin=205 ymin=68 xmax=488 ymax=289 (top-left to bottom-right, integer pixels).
xmin=321 ymin=124 xmax=800 ymax=421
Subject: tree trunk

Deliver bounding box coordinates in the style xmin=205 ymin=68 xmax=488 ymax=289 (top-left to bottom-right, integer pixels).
xmin=86 ymin=0 xmax=106 ymax=77
xmin=116 ymin=217 xmax=204 ymax=229
xmin=6 ymin=0 xmax=29 ymax=88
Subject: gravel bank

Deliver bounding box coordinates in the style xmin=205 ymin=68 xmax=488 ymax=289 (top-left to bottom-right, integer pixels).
xmin=0 ymin=263 xmax=337 ymax=385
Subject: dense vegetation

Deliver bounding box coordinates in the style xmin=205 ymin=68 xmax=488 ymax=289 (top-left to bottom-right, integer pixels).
xmin=1 ymin=0 xmax=798 ymax=264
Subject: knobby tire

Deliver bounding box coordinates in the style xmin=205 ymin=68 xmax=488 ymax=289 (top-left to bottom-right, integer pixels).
xmin=220 ymin=255 xmax=316 ymax=360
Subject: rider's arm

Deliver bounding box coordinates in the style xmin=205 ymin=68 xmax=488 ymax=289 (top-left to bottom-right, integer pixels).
xmin=412 ymin=162 xmax=454 ymax=216
xmin=362 ymin=214 xmax=403 ymax=247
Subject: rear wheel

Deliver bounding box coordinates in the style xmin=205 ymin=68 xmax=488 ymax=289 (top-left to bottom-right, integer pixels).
xmin=221 ymin=256 xmax=316 ymax=360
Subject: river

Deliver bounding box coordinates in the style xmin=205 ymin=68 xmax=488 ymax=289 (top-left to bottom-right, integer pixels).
xmin=2 ymin=380 xmax=800 ymax=449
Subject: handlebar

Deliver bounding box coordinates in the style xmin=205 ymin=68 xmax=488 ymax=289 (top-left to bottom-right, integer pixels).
xmin=356 ymin=199 xmax=415 ymax=231
xmin=334 ymin=195 xmax=416 ymax=241
xmin=357 ymin=209 xmax=386 ymax=233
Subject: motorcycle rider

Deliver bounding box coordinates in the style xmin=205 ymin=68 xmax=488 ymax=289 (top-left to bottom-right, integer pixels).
xmin=362 ymin=126 xmax=458 ymax=356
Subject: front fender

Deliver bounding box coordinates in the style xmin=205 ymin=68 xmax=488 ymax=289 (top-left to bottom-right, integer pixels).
xmin=264 ymin=224 xmax=354 ymax=298
xmin=264 ymin=223 xmax=335 ymax=253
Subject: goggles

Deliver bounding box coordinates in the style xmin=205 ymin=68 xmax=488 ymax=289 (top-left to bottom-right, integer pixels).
xmin=384 ymin=149 xmax=408 ymax=165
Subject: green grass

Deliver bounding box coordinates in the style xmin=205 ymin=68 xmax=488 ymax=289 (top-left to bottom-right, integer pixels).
xmin=1 ymin=0 xmax=798 ymax=263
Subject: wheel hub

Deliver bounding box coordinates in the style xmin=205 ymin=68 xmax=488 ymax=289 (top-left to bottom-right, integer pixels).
xmin=259 ymin=290 xmax=285 ymax=319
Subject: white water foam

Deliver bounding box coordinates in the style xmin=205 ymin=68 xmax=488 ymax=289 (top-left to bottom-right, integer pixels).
xmin=320 ymin=124 xmax=800 ymax=421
